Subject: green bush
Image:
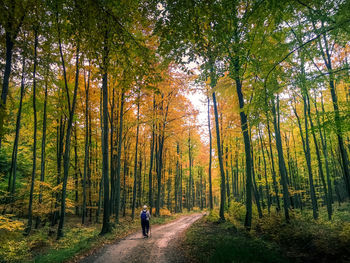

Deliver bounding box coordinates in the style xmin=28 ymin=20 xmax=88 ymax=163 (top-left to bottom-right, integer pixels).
xmin=227 ymin=201 xmax=258 ymax=224
xmin=0 ymin=240 xmax=30 ymax=263
xmin=255 ymin=212 xmax=350 ymax=262
xmin=207 ymin=210 xmax=220 ymax=222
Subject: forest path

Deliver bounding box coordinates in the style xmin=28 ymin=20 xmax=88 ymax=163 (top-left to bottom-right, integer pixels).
xmin=80 ymin=213 xmax=203 ymax=263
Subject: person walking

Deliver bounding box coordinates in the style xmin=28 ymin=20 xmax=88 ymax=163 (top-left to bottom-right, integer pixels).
xmin=140 ymin=205 xmax=151 ymax=238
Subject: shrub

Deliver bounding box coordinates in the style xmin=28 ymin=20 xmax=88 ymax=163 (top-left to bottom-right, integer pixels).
xmin=255 ymin=212 xmax=350 ymax=262
xmin=227 ymin=201 xmax=259 ymax=225
xmin=207 ymin=210 xmax=220 ymax=223
xmin=0 ymin=240 xmax=30 ymax=263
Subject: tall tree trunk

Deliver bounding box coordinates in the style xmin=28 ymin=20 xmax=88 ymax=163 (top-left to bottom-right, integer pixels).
xmin=306 ymin=93 xmax=331 ymax=219
xmin=302 ymin=94 xmax=318 ymax=220
xmin=212 ymin=91 xmax=226 ymax=221
xmin=122 ymin=141 xmax=128 ymax=217
xmin=0 ymin=31 xmax=15 ymax=145
xmin=52 ymin=116 xmax=65 ymax=227
xmin=115 ymin=91 xmax=124 ymax=223
xmin=100 ymin=32 xmax=111 ymax=234
xmin=250 ymin=132 xmax=263 ymax=218
xmin=57 ymin=42 xmax=80 ymax=238
xmin=225 ymin=146 xmax=231 ymax=207
xmin=25 ymin=28 xmax=38 ymax=235
xmin=148 ymin=96 xmax=155 ymax=214
xmin=180 ymin=160 xmax=183 ymax=212
xmin=37 ymin=78 xmax=49 ymax=226
xmin=207 ymin=95 xmax=213 ymax=210
xmin=313 ymin=21 xmax=350 ymax=197
xmin=137 ymin=153 xmax=142 ymax=208
xmin=8 ymin=51 xmax=26 ymax=200
xmin=175 ymin=143 xmax=180 ymax=212
xmin=73 ymin=125 xmax=79 ymax=216
xmin=258 ymin=129 xmax=271 ymax=214
xmin=231 ymin=54 xmax=252 ymax=229
xmin=188 ymin=129 xmax=192 ymax=211
xmin=156 ymin=125 xmax=165 ymax=216
xmin=0 ymin=5 xmax=26 ymax=147
xmin=314 ymin=91 xmax=333 ymax=208
xmin=131 ymin=91 xmax=140 ymax=220
xmin=271 ymin=95 xmax=290 ymax=222
xmin=266 ymin=112 xmax=280 ymax=212
xmin=156 ymin=94 xmax=169 ymax=216
xmin=293 ymin=97 xmax=318 ymax=220
xmin=109 ymin=86 xmax=115 ymax=216
xmin=82 ymin=67 xmax=90 ymax=224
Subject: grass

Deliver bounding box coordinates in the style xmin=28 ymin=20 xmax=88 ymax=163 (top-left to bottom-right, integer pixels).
xmin=181 ymin=203 xmax=350 ymax=263
xmin=181 ymin=214 xmax=289 ymax=263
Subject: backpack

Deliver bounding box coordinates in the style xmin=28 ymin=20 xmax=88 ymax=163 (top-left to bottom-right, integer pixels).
xmin=141 ymin=210 xmax=147 ymax=220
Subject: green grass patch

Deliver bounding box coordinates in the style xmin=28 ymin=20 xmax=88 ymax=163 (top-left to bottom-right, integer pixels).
xmin=182 ymin=213 xmax=289 ymax=263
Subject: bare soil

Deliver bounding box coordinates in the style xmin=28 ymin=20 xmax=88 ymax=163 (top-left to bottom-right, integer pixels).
xmin=79 ymin=213 xmax=203 ymax=263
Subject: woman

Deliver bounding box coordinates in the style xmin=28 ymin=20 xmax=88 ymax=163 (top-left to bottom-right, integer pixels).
xmin=140 ymin=205 xmax=151 ymax=237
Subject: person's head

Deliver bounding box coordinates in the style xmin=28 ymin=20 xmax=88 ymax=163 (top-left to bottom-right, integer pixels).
xmin=143 ymin=205 xmax=147 ymax=211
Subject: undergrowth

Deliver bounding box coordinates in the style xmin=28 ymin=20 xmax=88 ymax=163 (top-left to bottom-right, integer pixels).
xmin=183 ymin=202 xmax=350 ymax=263
xmin=183 ymin=210 xmax=288 ymax=263
xmin=0 ymin=208 xmax=183 ymax=263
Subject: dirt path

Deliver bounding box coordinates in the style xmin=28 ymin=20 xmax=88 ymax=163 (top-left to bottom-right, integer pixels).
xmin=80 ymin=213 xmax=203 ymax=263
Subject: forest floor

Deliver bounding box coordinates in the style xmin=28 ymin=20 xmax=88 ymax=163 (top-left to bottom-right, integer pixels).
xmin=79 ymin=213 xmax=203 ymax=263
xmin=180 ymin=204 xmax=350 ymax=263
xmin=180 ymin=215 xmax=290 ymax=263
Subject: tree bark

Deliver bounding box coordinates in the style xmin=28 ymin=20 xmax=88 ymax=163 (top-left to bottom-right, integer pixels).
xmin=25 ymin=28 xmax=38 ymax=235
xmin=271 ymin=95 xmax=290 ymax=222
xmin=207 ymin=95 xmax=213 ymax=210
xmin=131 ymin=91 xmax=140 ymax=220
xmin=114 ymin=91 xmax=124 ymax=223
xmin=8 ymin=51 xmax=26 ymax=199
xmin=82 ymin=66 xmax=90 ymax=224
xmin=212 ymin=91 xmax=226 ymax=221
xmin=100 ymin=32 xmax=111 ymax=234
xmin=57 ymin=42 xmax=80 ymax=238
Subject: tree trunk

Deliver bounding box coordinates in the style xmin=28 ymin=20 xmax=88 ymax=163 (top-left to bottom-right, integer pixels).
xmin=314 ymin=91 xmax=333 ymax=208
xmin=266 ymin=112 xmax=281 ymax=212
xmin=258 ymin=129 xmax=271 ymax=214
xmin=25 ymin=28 xmax=38 ymax=235
xmin=293 ymin=97 xmax=318 ymax=220
xmin=0 ymin=31 xmax=15 ymax=146
xmin=100 ymin=33 xmax=111 ymax=234
xmin=37 ymin=77 xmax=48 ymax=226
xmin=131 ymin=91 xmax=140 ymax=220
xmin=271 ymin=95 xmax=290 ymax=222
xmin=188 ymin=129 xmax=193 ymax=211
xmin=57 ymin=43 xmax=80 ymax=238
xmin=250 ymin=131 xmax=263 ymax=218
xmin=314 ymin=22 xmax=350 ymax=198
xmin=115 ymin=91 xmax=124 ymax=223
xmin=231 ymin=55 xmax=252 ymax=228
xmin=306 ymin=93 xmax=331 ymax=219
xmin=82 ymin=67 xmax=90 ymax=225
xmin=212 ymin=91 xmax=226 ymax=221
xmin=110 ymin=86 xmax=115 ymax=216
xmin=73 ymin=125 xmax=79 ymax=217
xmin=207 ymin=95 xmax=213 ymax=210
xmin=8 ymin=52 xmax=26 ymax=200
xmin=225 ymin=146 xmax=231 ymax=207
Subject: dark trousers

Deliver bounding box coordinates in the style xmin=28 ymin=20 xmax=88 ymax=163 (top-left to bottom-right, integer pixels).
xmin=141 ymin=219 xmax=149 ymax=236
